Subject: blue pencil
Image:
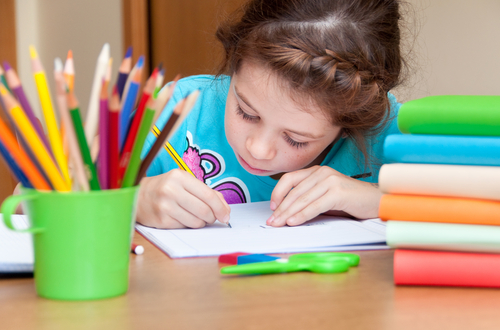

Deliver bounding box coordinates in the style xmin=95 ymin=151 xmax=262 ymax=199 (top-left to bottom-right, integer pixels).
xmin=0 ymin=139 xmax=33 ymax=188
xmin=117 ymin=46 xmax=132 ymax=100
xmin=119 ymin=56 xmax=143 ymax=150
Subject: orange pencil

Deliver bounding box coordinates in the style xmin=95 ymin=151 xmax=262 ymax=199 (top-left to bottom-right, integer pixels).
xmin=0 ymin=112 xmax=50 ymax=190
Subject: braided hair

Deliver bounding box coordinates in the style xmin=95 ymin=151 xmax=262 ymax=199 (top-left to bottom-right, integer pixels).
xmin=216 ymin=0 xmax=404 ymax=165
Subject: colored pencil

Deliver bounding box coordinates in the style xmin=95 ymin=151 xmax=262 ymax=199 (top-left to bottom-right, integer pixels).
xmin=0 ymin=84 xmax=70 ymax=191
xmin=152 ymin=74 xmax=180 ymax=125
xmin=63 ymin=50 xmax=75 ymax=92
xmin=30 ymin=45 xmax=71 ymax=186
xmin=54 ymin=58 xmax=89 ymax=192
xmin=119 ymin=58 xmax=143 ymax=149
xmin=117 ymin=46 xmax=132 ymax=100
xmin=0 ymin=110 xmax=50 ymax=190
xmin=153 ymin=65 xmax=164 ymax=98
xmin=108 ymin=87 xmax=120 ymax=189
xmin=0 ymin=64 xmax=11 ymax=93
xmin=121 ymin=97 xmax=157 ymax=188
xmin=0 ymin=139 xmax=32 ymax=188
xmin=135 ymin=98 xmax=185 ymax=185
xmin=84 ymin=43 xmax=110 ymax=146
xmin=119 ymin=55 xmax=142 ymax=110
xmin=3 ymin=60 xmax=53 ymax=158
xmin=67 ymin=90 xmax=101 ymax=190
xmin=98 ymin=59 xmax=112 ymax=189
xmin=117 ymin=68 xmax=157 ymax=186
xmin=135 ymin=90 xmax=198 ymax=185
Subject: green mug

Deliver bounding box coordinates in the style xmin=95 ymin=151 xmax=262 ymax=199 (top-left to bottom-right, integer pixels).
xmin=1 ymin=186 xmax=139 ymax=301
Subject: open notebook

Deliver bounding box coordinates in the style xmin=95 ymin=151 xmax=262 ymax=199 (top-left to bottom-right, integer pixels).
xmin=136 ymin=201 xmax=388 ymax=258
xmin=0 ymin=214 xmax=33 ymax=273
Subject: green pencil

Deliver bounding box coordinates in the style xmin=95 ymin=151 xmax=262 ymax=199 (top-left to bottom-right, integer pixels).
xmin=0 ymin=64 xmax=11 ymax=93
xmin=121 ymin=102 xmax=155 ymax=188
xmin=67 ymin=91 xmax=101 ymax=190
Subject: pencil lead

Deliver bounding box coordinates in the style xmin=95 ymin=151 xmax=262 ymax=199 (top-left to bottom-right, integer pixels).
xmin=66 ymin=50 xmax=73 ymax=60
xmin=29 ymin=45 xmax=39 ymax=59
xmin=2 ymin=61 xmax=11 ymax=71
xmin=137 ymin=55 xmax=145 ymax=69
xmin=125 ymin=46 xmax=133 ymax=59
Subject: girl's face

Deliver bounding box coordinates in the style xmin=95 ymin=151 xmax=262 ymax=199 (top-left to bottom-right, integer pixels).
xmin=225 ymin=60 xmax=342 ymax=177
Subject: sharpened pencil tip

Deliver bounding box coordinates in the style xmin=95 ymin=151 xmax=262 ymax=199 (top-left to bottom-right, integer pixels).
xmin=67 ymin=50 xmax=73 ymax=60
xmin=125 ymin=46 xmax=133 ymax=58
xmin=29 ymin=45 xmax=38 ymax=59
xmin=2 ymin=61 xmax=11 ymax=71
xmin=137 ymin=55 xmax=145 ymax=68
xmin=54 ymin=58 xmax=63 ymax=72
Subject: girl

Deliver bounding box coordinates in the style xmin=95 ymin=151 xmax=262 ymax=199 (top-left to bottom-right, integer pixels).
xmin=137 ymin=0 xmax=404 ymax=229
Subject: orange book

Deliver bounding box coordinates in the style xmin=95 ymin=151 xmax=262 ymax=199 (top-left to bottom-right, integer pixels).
xmin=379 ymin=194 xmax=500 ymax=225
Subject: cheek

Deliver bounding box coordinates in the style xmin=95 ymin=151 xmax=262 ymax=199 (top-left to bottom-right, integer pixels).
xmin=224 ymin=103 xmax=242 ymax=149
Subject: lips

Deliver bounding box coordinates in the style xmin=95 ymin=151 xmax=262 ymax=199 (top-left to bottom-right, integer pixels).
xmin=237 ymin=154 xmax=271 ymax=175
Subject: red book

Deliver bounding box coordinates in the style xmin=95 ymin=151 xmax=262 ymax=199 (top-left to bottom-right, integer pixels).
xmin=394 ymin=249 xmax=500 ymax=288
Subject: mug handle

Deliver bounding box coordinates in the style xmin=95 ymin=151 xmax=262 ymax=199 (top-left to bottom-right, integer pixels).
xmin=1 ymin=193 xmax=44 ymax=234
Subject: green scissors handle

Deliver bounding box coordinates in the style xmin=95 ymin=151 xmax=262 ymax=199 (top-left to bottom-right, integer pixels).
xmin=220 ymin=252 xmax=359 ymax=275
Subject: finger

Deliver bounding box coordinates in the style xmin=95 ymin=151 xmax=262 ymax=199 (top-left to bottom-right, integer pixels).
xmin=269 ymin=182 xmax=330 ymax=227
xmin=282 ymin=192 xmax=347 ymax=227
xmin=155 ymin=190 xmax=209 ymax=228
xmin=270 ymin=167 xmax=318 ymax=210
xmin=270 ymin=170 xmax=326 ymax=221
xmin=184 ymin=180 xmax=231 ymax=224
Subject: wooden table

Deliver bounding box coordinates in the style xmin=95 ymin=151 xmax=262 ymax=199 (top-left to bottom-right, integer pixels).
xmin=1 ymin=234 xmax=500 ymax=330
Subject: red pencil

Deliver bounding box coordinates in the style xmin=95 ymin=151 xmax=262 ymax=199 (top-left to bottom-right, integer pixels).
xmin=108 ymin=86 xmax=120 ymax=189
xmin=117 ymin=68 xmax=158 ymax=187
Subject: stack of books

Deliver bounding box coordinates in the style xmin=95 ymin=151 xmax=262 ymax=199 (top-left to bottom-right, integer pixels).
xmin=378 ymin=95 xmax=500 ymax=288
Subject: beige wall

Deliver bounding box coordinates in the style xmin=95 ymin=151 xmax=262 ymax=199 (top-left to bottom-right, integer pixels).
xmin=15 ymin=0 xmax=123 ymax=120
xmin=394 ymin=0 xmax=500 ymax=102
xmin=14 ymin=0 xmax=500 ymax=110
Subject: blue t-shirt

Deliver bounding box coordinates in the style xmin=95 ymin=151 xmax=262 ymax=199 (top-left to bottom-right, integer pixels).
xmin=142 ymin=75 xmax=401 ymax=204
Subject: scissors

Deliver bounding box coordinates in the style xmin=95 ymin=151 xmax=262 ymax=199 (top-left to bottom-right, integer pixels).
xmin=220 ymin=252 xmax=359 ymax=275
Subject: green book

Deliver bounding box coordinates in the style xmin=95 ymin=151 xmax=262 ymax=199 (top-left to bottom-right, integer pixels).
xmin=398 ymin=95 xmax=500 ymax=136
xmin=387 ymin=220 xmax=500 ymax=253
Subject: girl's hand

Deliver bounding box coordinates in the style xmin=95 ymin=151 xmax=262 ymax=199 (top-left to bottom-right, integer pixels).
xmin=266 ymin=165 xmax=383 ymax=227
xmin=136 ymin=169 xmax=231 ymax=229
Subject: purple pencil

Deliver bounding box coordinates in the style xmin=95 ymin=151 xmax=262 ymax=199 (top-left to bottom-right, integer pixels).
xmin=3 ymin=61 xmax=53 ymax=156
xmin=98 ymin=81 xmax=109 ymax=189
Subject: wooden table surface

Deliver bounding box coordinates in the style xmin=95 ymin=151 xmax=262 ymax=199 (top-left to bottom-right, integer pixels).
xmin=1 ymin=233 xmax=500 ymax=330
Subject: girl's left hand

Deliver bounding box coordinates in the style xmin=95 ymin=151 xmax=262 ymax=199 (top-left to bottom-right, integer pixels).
xmin=266 ymin=165 xmax=383 ymax=227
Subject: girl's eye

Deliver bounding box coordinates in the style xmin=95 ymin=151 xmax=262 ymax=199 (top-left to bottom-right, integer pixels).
xmin=236 ymin=105 xmax=259 ymax=122
xmin=284 ymin=134 xmax=308 ymax=149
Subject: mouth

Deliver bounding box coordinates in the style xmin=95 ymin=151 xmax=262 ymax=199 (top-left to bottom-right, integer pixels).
xmin=237 ymin=154 xmax=272 ymax=175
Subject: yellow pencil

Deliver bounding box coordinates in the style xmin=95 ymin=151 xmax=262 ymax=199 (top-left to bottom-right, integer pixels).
xmin=0 ymin=84 xmax=70 ymax=191
xmin=151 ymin=125 xmax=195 ymax=177
xmin=30 ymin=45 xmax=71 ymax=186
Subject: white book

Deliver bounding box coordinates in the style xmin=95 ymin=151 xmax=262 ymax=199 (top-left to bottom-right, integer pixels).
xmin=136 ymin=201 xmax=388 ymax=258
xmin=0 ymin=214 xmax=33 ymax=273
xmin=379 ymin=163 xmax=500 ymax=200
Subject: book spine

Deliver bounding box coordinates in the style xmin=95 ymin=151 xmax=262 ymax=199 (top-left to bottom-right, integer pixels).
xmin=394 ymin=249 xmax=500 ymax=287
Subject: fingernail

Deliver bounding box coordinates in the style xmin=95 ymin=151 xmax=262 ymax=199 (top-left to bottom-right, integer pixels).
xmin=223 ymin=214 xmax=230 ymax=224
xmin=267 ymin=215 xmax=275 ymax=225
xmin=270 ymin=201 xmax=276 ymax=210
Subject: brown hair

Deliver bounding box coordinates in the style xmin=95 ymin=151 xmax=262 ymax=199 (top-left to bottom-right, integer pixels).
xmin=216 ymin=0 xmax=405 ymax=166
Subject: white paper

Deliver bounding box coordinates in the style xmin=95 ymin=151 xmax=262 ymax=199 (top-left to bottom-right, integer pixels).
xmin=0 ymin=214 xmax=34 ymax=273
xmin=136 ymin=201 xmax=388 ymax=258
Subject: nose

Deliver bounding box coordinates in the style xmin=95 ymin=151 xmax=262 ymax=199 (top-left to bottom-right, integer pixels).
xmin=246 ymin=132 xmax=276 ymax=160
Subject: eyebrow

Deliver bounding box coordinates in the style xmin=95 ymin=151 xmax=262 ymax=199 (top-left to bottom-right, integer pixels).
xmin=234 ymin=85 xmax=324 ymax=140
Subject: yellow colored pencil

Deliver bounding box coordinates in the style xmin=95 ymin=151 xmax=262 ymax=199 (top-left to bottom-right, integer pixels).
xmin=30 ymin=45 xmax=71 ymax=186
xmin=151 ymin=125 xmax=195 ymax=177
xmin=0 ymin=84 xmax=70 ymax=191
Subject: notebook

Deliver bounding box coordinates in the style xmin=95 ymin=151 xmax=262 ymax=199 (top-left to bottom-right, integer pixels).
xmin=136 ymin=201 xmax=388 ymax=258
xmin=0 ymin=214 xmax=34 ymax=273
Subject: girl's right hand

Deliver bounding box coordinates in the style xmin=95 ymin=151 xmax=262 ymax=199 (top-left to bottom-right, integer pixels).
xmin=136 ymin=169 xmax=231 ymax=229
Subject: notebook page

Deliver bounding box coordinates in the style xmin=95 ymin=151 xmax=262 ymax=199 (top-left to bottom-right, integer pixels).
xmin=136 ymin=201 xmax=387 ymax=258
xmin=0 ymin=214 xmax=34 ymax=273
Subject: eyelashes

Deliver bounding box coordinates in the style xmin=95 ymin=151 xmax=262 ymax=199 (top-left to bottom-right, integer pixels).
xmin=235 ymin=104 xmax=259 ymax=122
xmin=235 ymin=105 xmax=308 ymax=149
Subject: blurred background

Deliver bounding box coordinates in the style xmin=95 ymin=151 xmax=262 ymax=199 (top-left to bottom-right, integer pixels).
xmin=0 ymin=0 xmax=499 ymax=200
